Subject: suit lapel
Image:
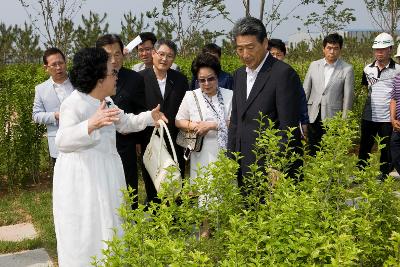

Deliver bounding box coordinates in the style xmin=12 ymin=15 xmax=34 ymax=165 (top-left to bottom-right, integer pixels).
xmin=318 ymin=59 xmax=325 ymax=91
xmin=114 ymin=68 xmax=127 ymax=99
xmin=242 ymin=54 xmax=273 ymax=116
xmin=163 ymin=70 xmax=174 ymax=101
xmin=325 ymin=59 xmax=342 ymax=90
xmin=148 ymin=69 xmax=164 ymax=101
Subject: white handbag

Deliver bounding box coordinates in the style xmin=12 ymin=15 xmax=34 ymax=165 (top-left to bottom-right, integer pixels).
xmin=143 ymin=120 xmax=182 ymax=193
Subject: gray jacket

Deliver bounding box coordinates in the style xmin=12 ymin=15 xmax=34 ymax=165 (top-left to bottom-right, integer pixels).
xmin=303 ymin=58 xmax=354 ymax=123
xmin=32 ymin=78 xmax=74 ymax=158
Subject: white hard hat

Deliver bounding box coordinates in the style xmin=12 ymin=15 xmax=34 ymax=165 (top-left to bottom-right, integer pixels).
xmin=395 ymin=43 xmax=400 ymax=58
xmin=372 ymin=32 xmax=394 ymax=49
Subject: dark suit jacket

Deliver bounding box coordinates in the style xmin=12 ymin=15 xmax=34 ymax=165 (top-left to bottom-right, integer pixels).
xmin=111 ymin=67 xmax=147 ymax=146
xmin=139 ymin=67 xmax=189 ymax=140
xmin=228 ymin=54 xmax=302 ymax=177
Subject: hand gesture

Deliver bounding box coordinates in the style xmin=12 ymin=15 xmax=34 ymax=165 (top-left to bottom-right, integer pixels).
xmin=151 ymin=104 xmax=168 ymax=127
xmin=88 ymin=101 xmax=120 ymax=134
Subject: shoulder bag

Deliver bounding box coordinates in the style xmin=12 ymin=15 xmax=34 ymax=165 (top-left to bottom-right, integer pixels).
xmin=176 ymin=91 xmax=204 ymax=159
xmin=143 ymin=120 xmax=182 ymax=194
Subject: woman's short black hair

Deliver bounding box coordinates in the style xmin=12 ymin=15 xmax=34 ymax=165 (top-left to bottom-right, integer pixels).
xmin=191 ymin=52 xmax=221 ymax=78
xmin=70 ymin=47 xmax=108 ymax=94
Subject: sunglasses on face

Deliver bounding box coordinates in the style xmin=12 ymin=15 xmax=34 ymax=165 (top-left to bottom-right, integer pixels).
xmin=198 ymin=76 xmax=217 ymax=84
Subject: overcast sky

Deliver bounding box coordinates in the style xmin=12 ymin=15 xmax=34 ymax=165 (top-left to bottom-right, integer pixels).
xmin=1 ymin=0 xmax=375 ymax=43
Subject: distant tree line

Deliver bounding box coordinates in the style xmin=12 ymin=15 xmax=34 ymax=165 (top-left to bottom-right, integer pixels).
xmin=0 ymin=0 xmax=399 ymax=64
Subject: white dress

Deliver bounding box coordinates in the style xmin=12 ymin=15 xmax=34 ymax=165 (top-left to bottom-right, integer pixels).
xmin=53 ymin=90 xmax=153 ymax=267
xmin=176 ymin=88 xmax=233 ymax=179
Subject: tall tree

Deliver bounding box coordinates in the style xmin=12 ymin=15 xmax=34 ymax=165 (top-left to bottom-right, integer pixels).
xmin=0 ymin=23 xmax=16 ymax=64
xmin=298 ymin=0 xmax=356 ymax=36
xmin=73 ymin=11 xmax=109 ymax=52
xmin=240 ymin=0 xmax=313 ymax=36
xmin=14 ymin=22 xmax=42 ymax=63
xmin=18 ymin=0 xmax=84 ymax=54
xmin=152 ymin=0 xmax=231 ymax=56
xmin=120 ymin=11 xmax=151 ymax=46
xmin=364 ymin=0 xmax=400 ymax=38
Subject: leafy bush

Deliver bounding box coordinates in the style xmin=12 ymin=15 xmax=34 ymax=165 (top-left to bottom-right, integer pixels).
xmin=94 ymin=113 xmax=400 ymax=266
xmin=0 ymin=64 xmax=49 ymax=190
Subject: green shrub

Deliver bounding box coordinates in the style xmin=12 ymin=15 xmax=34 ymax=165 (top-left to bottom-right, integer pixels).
xmin=0 ymin=64 xmax=49 ymax=190
xmin=94 ymin=113 xmax=400 ymax=266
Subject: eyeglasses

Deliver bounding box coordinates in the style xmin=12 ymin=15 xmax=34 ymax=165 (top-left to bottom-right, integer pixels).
xmin=47 ymin=61 xmax=65 ymax=68
xmin=107 ymin=69 xmax=119 ymax=77
xmin=198 ymin=76 xmax=217 ymax=84
xmin=154 ymin=50 xmax=175 ymax=60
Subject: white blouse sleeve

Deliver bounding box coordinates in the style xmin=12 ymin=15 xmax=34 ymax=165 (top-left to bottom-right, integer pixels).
xmin=115 ymin=109 xmax=153 ymax=134
xmin=55 ymin=101 xmax=101 ymax=153
xmin=175 ymin=92 xmax=191 ymax=120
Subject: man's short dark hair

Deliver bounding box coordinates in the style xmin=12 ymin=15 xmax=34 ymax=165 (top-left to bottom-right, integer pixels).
xmin=323 ymin=33 xmax=343 ymax=49
xmin=95 ymin=34 xmax=124 ymax=53
xmin=154 ymin=39 xmax=178 ymax=55
xmin=202 ymin=43 xmax=222 ymax=58
xmin=43 ymin=47 xmax=65 ymax=65
xmin=191 ymin=52 xmax=221 ymax=78
xmin=232 ymin=17 xmax=267 ymax=43
xmin=268 ymin=39 xmax=286 ymax=55
xmin=139 ymin=32 xmax=157 ymax=46
xmin=69 ymin=47 xmax=109 ymax=94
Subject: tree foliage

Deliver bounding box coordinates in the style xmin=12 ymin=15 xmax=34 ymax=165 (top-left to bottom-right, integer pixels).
xmin=18 ymin=0 xmax=85 ymax=55
xmin=298 ymin=0 xmax=356 ymax=36
xmin=364 ymin=0 xmax=400 ymax=38
xmin=73 ymin=11 xmax=109 ymax=52
xmin=149 ymin=0 xmax=231 ymax=56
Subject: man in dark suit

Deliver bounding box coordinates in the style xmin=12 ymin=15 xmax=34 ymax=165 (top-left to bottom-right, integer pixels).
xmin=96 ymin=34 xmax=147 ymax=209
xmin=227 ymin=17 xmax=302 ymax=190
xmin=139 ymin=39 xmax=188 ymax=203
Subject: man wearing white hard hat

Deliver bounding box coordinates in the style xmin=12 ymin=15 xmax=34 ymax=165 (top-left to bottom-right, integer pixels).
xmin=358 ymin=32 xmax=400 ymax=179
xmin=395 ymin=43 xmax=400 ymax=63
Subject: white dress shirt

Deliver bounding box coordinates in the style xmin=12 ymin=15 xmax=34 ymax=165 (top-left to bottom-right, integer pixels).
xmin=323 ymin=59 xmax=338 ymax=88
xmin=157 ymin=76 xmax=167 ymax=98
xmin=51 ymin=77 xmax=74 ymax=103
xmin=246 ymin=52 xmax=269 ymax=99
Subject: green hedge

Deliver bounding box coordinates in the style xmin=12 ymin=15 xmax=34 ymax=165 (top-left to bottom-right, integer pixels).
xmin=0 ymin=64 xmax=49 ymax=190
xmin=0 ymin=58 xmax=368 ymax=189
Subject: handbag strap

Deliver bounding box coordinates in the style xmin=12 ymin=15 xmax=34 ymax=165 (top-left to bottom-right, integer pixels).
xmin=157 ymin=120 xmax=178 ymax=164
xmin=192 ymin=91 xmax=203 ymax=121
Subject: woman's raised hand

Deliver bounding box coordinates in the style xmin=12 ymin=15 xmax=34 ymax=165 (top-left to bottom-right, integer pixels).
xmin=151 ymin=104 xmax=168 ymax=127
xmin=88 ymin=101 xmax=120 ymax=134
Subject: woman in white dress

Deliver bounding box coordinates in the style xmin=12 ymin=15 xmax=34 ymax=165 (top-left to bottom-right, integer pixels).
xmin=53 ymin=47 xmax=166 ymax=266
xmin=176 ymin=52 xmax=233 ymax=179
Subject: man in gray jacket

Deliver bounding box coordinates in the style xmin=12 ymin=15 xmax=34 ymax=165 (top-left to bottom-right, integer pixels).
xmin=32 ymin=48 xmax=74 ymax=165
xmin=303 ymin=33 xmax=354 ymax=155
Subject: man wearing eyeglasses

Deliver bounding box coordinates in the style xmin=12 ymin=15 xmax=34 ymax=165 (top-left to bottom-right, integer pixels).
xmin=32 ymin=47 xmax=74 ymax=166
xmin=133 ymin=32 xmax=180 ymax=72
xmin=139 ymin=39 xmax=188 ymax=204
xmin=95 ymin=34 xmax=148 ymax=209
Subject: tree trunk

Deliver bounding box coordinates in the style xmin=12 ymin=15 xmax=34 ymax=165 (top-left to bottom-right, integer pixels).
xmin=259 ymin=0 xmax=265 ymax=21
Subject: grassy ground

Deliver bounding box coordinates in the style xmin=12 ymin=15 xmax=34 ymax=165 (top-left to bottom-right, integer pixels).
xmin=0 ymin=183 xmax=56 ymax=261
xmin=0 ymin=168 xmax=148 ymax=264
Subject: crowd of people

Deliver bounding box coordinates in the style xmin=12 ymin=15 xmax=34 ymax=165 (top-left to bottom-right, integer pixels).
xmin=32 ymin=16 xmax=400 ymax=266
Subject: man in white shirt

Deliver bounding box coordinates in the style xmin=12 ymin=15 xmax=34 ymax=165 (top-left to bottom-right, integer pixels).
xmin=227 ymin=17 xmax=303 ymax=188
xmin=32 ymin=48 xmax=74 ymax=165
xmin=303 ymin=33 xmax=354 ymax=156
xmin=132 ymin=32 xmax=180 ymax=72
xmin=358 ymin=32 xmax=400 ymax=178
